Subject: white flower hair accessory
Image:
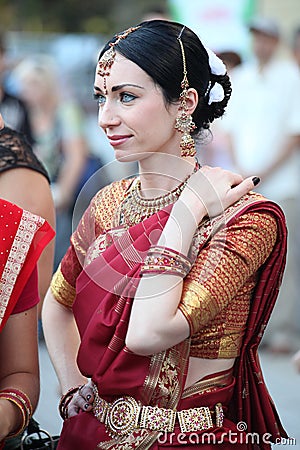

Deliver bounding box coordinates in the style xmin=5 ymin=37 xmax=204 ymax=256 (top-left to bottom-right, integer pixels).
xmin=205 ymin=46 xmax=227 ymax=105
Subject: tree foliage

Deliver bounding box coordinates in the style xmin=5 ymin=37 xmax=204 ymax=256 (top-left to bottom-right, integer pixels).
xmin=0 ymin=0 xmax=170 ymax=35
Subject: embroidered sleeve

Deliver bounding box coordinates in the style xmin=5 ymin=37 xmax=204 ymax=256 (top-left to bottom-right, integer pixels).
xmin=178 ymin=211 xmax=278 ymax=335
xmin=50 ymin=201 xmax=98 ymax=307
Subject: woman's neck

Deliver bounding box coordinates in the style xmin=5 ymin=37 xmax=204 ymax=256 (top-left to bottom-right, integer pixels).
xmin=138 ymin=153 xmax=196 ymax=199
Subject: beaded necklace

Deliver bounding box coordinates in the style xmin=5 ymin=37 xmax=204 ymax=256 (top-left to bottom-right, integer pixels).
xmin=118 ymin=161 xmax=200 ymax=227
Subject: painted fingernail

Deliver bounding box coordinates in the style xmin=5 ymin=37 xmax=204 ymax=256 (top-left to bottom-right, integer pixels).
xmin=84 ymin=403 xmax=90 ymax=410
xmin=86 ymin=394 xmax=91 ymax=401
xmin=252 ymin=177 xmax=260 ymax=186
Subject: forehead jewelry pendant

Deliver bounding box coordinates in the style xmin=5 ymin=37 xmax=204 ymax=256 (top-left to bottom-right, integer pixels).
xmin=97 ymin=26 xmax=140 ymax=94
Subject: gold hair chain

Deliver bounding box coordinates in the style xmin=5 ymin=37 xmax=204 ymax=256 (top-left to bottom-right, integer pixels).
xmin=175 ymin=30 xmax=196 ymax=158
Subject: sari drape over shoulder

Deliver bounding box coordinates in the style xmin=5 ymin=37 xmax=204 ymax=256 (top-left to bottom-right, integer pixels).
xmin=53 ymin=182 xmax=287 ymax=450
xmin=0 ymin=198 xmax=55 ymax=332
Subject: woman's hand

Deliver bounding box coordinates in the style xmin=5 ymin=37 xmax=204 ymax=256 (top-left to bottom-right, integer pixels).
xmin=67 ymin=381 xmax=94 ymax=418
xmin=180 ymin=165 xmax=259 ymax=220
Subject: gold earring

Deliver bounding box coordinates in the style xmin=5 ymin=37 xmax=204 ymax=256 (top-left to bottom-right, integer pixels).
xmin=175 ymin=29 xmax=196 ymax=157
xmin=175 ymin=110 xmax=196 ymax=157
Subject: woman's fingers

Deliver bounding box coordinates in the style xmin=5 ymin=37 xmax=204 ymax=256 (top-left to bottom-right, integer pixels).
xmin=78 ymin=383 xmax=94 ymax=404
xmin=66 ymin=382 xmax=94 ymax=418
xmin=226 ymin=176 xmax=260 ymax=207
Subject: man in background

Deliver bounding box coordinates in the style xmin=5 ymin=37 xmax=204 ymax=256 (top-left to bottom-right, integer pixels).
xmin=224 ymin=17 xmax=300 ymax=353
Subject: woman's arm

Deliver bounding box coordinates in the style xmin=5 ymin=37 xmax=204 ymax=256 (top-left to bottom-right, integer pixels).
xmin=0 ymin=306 xmax=39 ymax=441
xmin=0 ymin=168 xmax=55 ymax=304
xmin=42 ymin=289 xmax=87 ymax=394
xmin=126 ymin=167 xmax=259 ymax=354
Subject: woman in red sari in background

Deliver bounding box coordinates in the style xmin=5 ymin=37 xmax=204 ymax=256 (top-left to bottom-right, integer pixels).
xmin=43 ymin=20 xmax=288 ymax=449
xmin=0 ymin=119 xmax=54 ymax=447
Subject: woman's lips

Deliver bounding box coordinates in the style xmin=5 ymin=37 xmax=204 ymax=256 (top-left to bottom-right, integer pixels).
xmin=107 ymin=135 xmax=132 ymax=147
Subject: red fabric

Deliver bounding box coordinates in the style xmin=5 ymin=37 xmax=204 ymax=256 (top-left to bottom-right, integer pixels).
xmin=58 ymin=200 xmax=287 ymax=450
xmin=227 ymin=201 xmax=288 ymax=447
xmin=0 ymin=198 xmax=55 ymax=331
xmin=11 ymin=266 xmax=39 ymax=314
xmin=74 ymin=208 xmax=170 ymax=399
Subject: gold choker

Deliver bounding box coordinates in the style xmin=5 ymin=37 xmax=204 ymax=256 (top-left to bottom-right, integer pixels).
xmin=119 ymin=164 xmax=199 ymax=227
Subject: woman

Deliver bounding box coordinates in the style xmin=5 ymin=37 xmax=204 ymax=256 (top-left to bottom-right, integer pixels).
xmin=12 ymin=56 xmax=87 ymax=269
xmin=43 ymin=20 xmax=287 ymax=449
xmin=0 ymin=115 xmax=55 ymax=322
xmin=0 ymin=125 xmax=54 ymax=447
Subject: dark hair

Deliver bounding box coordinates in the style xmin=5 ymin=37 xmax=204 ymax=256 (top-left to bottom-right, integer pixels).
xmin=98 ymin=20 xmax=232 ymax=136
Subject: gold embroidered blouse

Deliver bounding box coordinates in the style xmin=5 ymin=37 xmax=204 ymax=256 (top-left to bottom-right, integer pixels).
xmin=50 ymin=179 xmax=277 ymax=359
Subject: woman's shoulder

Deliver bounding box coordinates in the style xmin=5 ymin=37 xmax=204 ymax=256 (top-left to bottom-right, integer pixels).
xmin=207 ymin=191 xmax=285 ymax=242
xmin=93 ymin=178 xmax=135 ymax=203
xmin=225 ymin=191 xmax=284 ymax=222
xmin=224 ymin=191 xmax=285 ymax=243
xmin=90 ymin=178 xmax=136 ymax=227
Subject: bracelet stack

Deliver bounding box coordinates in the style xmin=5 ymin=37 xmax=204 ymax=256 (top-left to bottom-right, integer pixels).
xmin=59 ymin=386 xmax=82 ymax=420
xmin=140 ymin=245 xmax=192 ymax=278
xmin=0 ymin=388 xmax=33 ymax=437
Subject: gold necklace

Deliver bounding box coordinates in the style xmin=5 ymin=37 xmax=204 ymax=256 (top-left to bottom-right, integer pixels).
xmin=118 ymin=161 xmax=200 ymax=227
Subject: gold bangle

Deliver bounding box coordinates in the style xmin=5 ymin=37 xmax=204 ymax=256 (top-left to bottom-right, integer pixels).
xmin=0 ymin=395 xmax=28 ymax=437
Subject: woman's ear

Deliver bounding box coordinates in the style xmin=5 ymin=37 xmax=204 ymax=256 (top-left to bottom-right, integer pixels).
xmin=0 ymin=113 xmax=4 ymax=130
xmin=185 ymin=88 xmax=198 ymax=115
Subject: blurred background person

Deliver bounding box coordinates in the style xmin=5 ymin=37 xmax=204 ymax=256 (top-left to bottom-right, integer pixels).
xmin=223 ymin=16 xmax=300 ymax=354
xmin=0 ymin=31 xmax=33 ymax=144
xmin=141 ymin=4 xmax=171 ymax=21
xmin=292 ymin=26 xmax=300 ymax=68
xmin=12 ymin=56 xmax=88 ymax=270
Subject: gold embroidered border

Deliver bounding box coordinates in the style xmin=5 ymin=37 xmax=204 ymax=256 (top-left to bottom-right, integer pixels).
xmin=179 ymin=281 xmax=217 ymax=335
xmin=0 ymin=209 xmax=45 ymax=326
xmin=181 ymin=368 xmax=233 ymax=399
xmin=50 ymin=266 xmax=76 ymax=308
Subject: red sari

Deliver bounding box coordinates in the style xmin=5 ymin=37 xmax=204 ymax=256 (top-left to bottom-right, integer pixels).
xmin=57 ymin=194 xmax=287 ymax=450
xmin=0 ymin=198 xmax=54 ymax=331
xmin=0 ymin=198 xmax=54 ymax=449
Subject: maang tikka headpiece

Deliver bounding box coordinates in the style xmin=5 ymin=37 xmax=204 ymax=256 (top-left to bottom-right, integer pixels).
xmin=97 ymin=26 xmax=141 ymax=94
xmin=175 ymin=26 xmax=196 ymax=158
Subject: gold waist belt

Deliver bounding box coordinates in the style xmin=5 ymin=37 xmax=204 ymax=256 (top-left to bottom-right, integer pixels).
xmin=92 ymin=384 xmax=224 ymax=438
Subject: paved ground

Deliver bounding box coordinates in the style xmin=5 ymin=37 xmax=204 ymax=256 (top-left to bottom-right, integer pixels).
xmin=35 ymin=342 xmax=300 ymax=449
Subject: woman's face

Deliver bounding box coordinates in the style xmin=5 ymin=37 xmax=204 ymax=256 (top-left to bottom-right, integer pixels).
xmin=94 ymin=53 xmax=180 ymax=163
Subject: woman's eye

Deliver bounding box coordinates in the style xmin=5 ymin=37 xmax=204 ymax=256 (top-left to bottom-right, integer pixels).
xmin=93 ymin=93 xmax=105 ymax=106
xmin=120 ymin=93 xmax=136 ymax=103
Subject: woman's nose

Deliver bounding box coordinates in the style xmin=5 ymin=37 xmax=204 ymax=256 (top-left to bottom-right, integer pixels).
xmin=98 ymin=102 xmax=120 ymax=129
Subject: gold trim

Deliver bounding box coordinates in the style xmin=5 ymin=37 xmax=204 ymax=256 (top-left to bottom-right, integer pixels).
xmin=50 ymin=266 xmax=76 ymax=308
xmin=0 ymin=209 xmax=45 ymax=325
xmin=182 ymin=368 xmax=234 ymax=399
xmin=179 ymin=282 xmax=215 ymax=335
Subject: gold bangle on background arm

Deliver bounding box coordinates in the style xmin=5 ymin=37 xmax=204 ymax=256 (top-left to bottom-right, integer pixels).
xmin=0 ymin=389 xmax=32 ymax=437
